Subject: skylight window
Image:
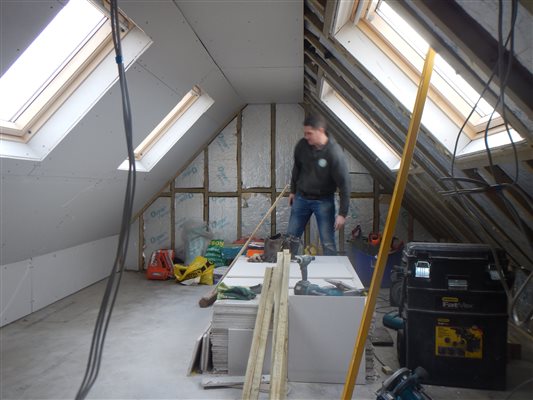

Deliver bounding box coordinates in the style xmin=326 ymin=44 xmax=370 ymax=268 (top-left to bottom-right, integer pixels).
xmin=0 ymin=0 xmax=105 ymax=126
xmin=0 ymin=0 xmax=152 ymax=161
xmin=375 ymin=1 xmax=497 ymax=131
xmin=332 ymin=0 xmax=523 ymax=157
xmin=118 ymin=86 xmax=214 ymax=172
xmin=320 ymin=80 xmax=401 ymax=170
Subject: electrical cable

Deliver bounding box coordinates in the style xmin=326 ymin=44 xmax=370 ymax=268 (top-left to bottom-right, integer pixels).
xmin=447 ymin=0 xmax=519 ymax=193
xmin=442 ymin=0 xmax=532 ymax=268
xmin=75 ymin=1 xmax=136 ymax=398
xmin=373 ymin=352 xmax=386 ymax=367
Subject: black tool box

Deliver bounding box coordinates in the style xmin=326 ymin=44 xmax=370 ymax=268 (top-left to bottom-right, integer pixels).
xmin=400 ymin=242 xmax=510 ymax=390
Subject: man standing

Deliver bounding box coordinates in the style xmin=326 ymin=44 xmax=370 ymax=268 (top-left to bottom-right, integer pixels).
xmin=287 ymin=113 xmax=350 ymax=256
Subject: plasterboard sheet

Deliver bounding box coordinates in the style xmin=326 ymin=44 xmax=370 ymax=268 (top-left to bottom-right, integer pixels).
xmin=125 ymin=218 xmax=139 ymax=271
xmin=276 ymin=104 xmax=304 ymax=190
xmin=209 ymin=197 xmax=237 ymax=244
xmin=144 ymin=197 xmax=171 ymax=260
xmin=228 ymin=328 xmax=272 ymax=375
xmin=226 ymin=256 xmax=355 ymax=279
xmin=209 ymin=119 xmax=237 ymax=192
xmin=241 ymin=193 xmax=271 ymax=239
xmin=31 ymin=236 xmax=117 ymax=312
xmin=274 ymin=197 xmax=291 ymax=235
xmin=288 ymin=295 xmax=366 ymax=384
xmin=1 ymin=260 xmax=32 ymax=327
xmin=175 ymin=193 xmax=205 ymax=260
xmin=379 ymin=203 xmax=409 ymax=242
xmin=345 ymin=198 xmax=374 ymax=241
xmin=345 ymin=150 xmax=373 ymax=192
xmin=241 ymin=105 xmax=271 ymax=188
xmin=175 ymin=152 xmax=204 ymax=188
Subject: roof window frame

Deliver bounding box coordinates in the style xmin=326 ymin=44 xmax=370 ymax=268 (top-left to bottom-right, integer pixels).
xmin=0 ymin=0 xmax=152 ymax=161
xmin=359 ymin=1 xmax=509 ymax=141
xmin=118 ymin=86 xmax=214 ymax=173
xmin=320 ymin=79 xmax=401 ymax=171
xmin=0 ymin=0 xmax=129 ymax=143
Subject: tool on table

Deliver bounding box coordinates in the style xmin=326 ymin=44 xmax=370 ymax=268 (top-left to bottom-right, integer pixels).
xmin=324 ymin=279 xmax=366 ymax=296
xmin=293 ymin=256 xmax=362 ymax=296
xmin=376 ymin=367 xmax=431 ymax=400
xmin=294 ymin=255 xmax=315 ymax=281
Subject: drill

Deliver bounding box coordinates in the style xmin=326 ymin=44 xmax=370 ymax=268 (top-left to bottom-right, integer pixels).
xmin=293 ymin=255 xmax=345 ymax=296
xmin=294 ymin=255 xmax=315 ymax=281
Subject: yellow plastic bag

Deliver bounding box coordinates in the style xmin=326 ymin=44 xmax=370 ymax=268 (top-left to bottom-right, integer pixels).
xmin=174 ymin=256 xmax=214 ymax=285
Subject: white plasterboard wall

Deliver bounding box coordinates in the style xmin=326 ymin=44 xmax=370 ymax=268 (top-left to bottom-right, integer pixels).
xmin=0 ymin=1 xmax=244 ymax=266
xmin=175 ymin=0 xmax=303 ymax=104
xmin=1 ymin=236 xmax=117 ymax=327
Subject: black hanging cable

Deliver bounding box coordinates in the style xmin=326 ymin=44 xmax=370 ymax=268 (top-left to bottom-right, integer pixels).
xmin=447 ymin=0 xmax=520 ymax=194
xmin=76 ymin=0 xmax=136 ymax=398
xmin=483 ymin=0 xmax=518 ymax=180
xmin=440 ymin=0 xmax=532 ymax=326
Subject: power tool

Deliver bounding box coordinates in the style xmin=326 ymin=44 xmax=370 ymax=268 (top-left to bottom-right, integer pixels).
xmin=293 ymin=255 xmax=363 ymax=296
xmin=293 ymin=280 xmax=346 ymax=296
xmin=294 ymin=255 xmax=315 ymax=281
xmin=376 ymin=367 xmax=431 ymax=400
xmin=293 ymin=255 xmax=340 ymax=296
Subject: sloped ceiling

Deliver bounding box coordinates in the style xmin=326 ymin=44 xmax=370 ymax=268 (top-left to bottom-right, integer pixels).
xmin=0 ymin=0 xmax=531 ymax=274
xmin=303 ymin=0 xmax=532 ymax=270
xmin=0 ymin=0 xmax=303 ymax=264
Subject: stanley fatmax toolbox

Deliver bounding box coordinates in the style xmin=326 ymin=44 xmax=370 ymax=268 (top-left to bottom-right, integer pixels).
xmin=400 ymin=242 xmax=510 ymax=390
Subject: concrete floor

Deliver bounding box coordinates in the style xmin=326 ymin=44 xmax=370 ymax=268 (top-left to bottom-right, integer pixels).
xmin=1 ymin=271 xmax=531 ymax=399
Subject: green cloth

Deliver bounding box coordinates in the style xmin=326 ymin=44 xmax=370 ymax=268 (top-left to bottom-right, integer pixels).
xmin=216 ymin=282 xmax=257 ymax=300
xmin=205 ymin=244 xmax=225 ymax=267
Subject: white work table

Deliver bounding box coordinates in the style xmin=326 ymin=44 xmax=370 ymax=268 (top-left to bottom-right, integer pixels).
xmin=211 ymin=255 xmax=367 ymax=384
xmin=222 ymin=255 xmax=364 ymax=291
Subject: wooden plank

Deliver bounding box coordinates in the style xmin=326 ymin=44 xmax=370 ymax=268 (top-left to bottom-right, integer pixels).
xmin=242 ymin=267 xmax=274 ymax=400
xmin=249 ymin=265 xmax=278 ymax=400
xmin=269 ymin=253 xmax=284 ymax=378
xmin=269 ymin=250 xmax=290 ymax=399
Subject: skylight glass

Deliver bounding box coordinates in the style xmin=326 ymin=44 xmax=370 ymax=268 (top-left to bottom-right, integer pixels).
xmin=376 ymin=1 xmax=496 ymax=120
xmin=118 ymin=86 xmax=214 ymax=172
xmin=320 ymin=81 xmax=401 ymax=170
xmin=0 ymin=0 xmax=106 ymax=125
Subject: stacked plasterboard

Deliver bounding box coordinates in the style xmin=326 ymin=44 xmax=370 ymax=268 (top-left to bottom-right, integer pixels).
xmin=210 ymin=297 xmax=260 ymax=373
xmin=207 ymin=256 xmax=369 ymax=384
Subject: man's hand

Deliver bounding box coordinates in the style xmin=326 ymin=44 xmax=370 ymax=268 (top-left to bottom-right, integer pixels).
xmin=289 ymin=193 xmax=295 ymax=206
xmin=334 ymin=215 xmax=346 ymax=231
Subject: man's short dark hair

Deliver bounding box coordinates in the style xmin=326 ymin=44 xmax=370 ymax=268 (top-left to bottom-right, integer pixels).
xmin=303 ymin=113 xmax=328 ymax=133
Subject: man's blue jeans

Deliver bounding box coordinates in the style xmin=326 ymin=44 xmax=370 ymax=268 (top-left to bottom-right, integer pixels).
xmin=287 ymin=193 xmax=337 ymax=255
